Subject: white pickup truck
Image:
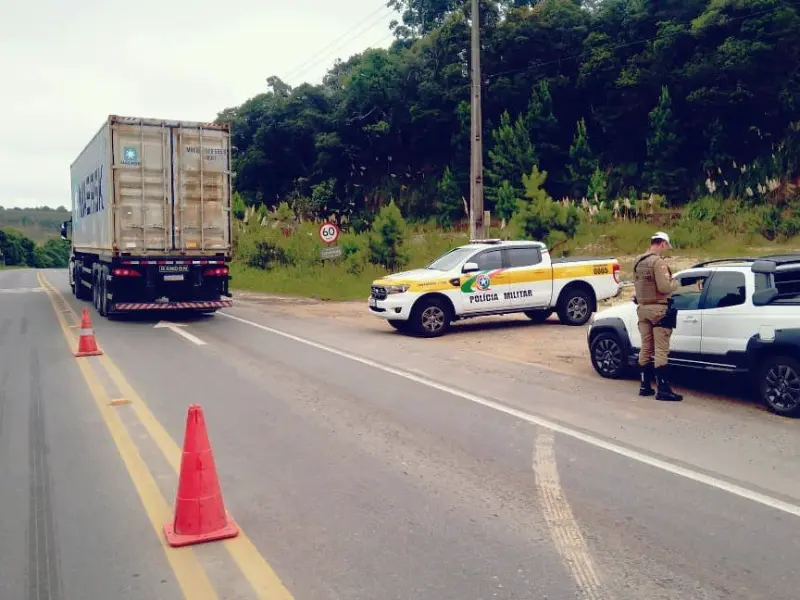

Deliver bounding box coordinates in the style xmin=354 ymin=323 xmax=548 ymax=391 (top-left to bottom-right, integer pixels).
xmin=587 ymin=254 xmax=800 ymax=417
xmin=369 ymin=239 xmax=622 ymax=337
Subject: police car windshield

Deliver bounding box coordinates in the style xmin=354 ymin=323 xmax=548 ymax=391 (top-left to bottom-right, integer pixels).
xmin=426 ymin=247 xmax=475 ymax=271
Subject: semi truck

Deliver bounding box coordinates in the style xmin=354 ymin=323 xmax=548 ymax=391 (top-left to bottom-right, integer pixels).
xmin=61 ymin=115 xmax=233 ymax=317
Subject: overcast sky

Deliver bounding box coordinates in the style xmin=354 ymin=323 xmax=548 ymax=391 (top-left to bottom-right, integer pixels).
xmin=0 ymin=0 xmax=394 ymax=210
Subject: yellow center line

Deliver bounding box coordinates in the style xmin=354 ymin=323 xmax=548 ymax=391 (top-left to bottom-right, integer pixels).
xmin=39 ymin=272 xmax=295 ymax=600
xmin=533 ymin=429 xmax=606 ymax=600
xmin=38 ymin=272 xmax=221 ymax=600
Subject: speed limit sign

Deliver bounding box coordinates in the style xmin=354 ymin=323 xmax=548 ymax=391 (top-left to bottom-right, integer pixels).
xmin=319 ymin=222 xmax=339 ymax=244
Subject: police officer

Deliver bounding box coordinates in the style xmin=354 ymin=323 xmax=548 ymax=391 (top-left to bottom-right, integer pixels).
xmin=633 ymin=231 xmax=682 ymax=401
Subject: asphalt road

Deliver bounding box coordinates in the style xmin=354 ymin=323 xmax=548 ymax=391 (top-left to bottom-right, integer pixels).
xmin=2 ymin=267 xmax=800 ymax=600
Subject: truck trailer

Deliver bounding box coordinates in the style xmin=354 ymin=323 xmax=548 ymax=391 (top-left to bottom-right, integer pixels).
xmin=61 ymin=115 xmax=233 ymax=317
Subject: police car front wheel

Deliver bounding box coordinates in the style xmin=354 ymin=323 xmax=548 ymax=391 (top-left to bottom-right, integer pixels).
xmin=411 ymin=298 xmax=452 ymax=338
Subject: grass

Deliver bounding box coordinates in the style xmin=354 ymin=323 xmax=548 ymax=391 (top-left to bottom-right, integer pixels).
xmin=229 ymin=201 xmax=800 ymax=302
xmin=230 ymin=262 xmax=387 ymax=301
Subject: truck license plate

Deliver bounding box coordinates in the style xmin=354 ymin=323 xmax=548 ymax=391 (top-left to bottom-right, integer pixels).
xmin=163 ymin=274 xmax=184 ymax=282
xmin=369 ymin=297 xmax=378 ymax=308
xmin=159 ymin=265 xmax=190 ymax=273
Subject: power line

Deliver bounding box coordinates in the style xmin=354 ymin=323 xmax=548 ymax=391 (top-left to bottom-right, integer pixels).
xmin=283 ymin=3 xmax=388 ymax=79
xmin=283 ymin=5 xmax=395 ymax=84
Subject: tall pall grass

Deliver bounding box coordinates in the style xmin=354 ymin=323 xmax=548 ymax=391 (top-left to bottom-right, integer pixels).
xmin=230 ymin=192 xmax=800 ymax=301
xmin=231 ymin=202 xmax=472 ymax=301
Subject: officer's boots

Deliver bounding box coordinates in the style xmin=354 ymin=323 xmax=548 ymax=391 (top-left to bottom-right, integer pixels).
xmin=638 ymin=363 xmax=655 ymax=396
xmin=655 ymin=367 xmax=683 ymax=401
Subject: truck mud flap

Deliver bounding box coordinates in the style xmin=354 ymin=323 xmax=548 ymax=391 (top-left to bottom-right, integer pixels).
xmin=112 ymin=300 xmax=233 ymax=311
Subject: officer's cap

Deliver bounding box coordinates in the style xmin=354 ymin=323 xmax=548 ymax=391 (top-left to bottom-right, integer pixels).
xmin=651 ymin=231 xmax=671 ymax=248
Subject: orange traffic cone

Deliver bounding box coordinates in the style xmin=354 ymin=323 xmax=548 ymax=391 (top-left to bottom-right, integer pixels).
xmin=74 ymin=308 xmax=103 ymax=357
xmin=164 ymin=404 xmax=239 ymax=547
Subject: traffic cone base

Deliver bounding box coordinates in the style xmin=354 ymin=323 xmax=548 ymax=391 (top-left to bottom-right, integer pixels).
xmin=75 ymin=308 xmax=103 ymax=357
xmin=163 ymin=403 xmax=239 ymax=548
xmin=163 ymin=511 xmax=238 ymax=547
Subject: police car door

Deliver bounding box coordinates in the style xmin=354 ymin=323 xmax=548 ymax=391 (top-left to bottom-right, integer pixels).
xmin=502 ymin=246 xmax=552 ymax=309
xmin=459 ymin=249 xmax=513 ymax=314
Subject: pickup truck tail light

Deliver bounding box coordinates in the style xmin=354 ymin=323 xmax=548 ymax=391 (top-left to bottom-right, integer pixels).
xmin=204 ymin=266 xmax=229 ymax=277
xmin=112 ymin=268 xmax=141 ymax=277
xmin=613 ymin=263 xmax=620 ymax=283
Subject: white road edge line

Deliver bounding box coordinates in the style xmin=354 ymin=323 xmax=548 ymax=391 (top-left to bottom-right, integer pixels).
xmin=218 ymin=310 xmax=800 ymax=518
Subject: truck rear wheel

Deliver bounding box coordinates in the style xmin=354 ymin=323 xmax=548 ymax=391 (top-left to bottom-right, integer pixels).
xmin=93 ymin=272 xmax=102 ymax=314
xmin=98 ymin=268 xmax=109 ymax=317
xmin=74 ymin=263 xmax=91 ymax=301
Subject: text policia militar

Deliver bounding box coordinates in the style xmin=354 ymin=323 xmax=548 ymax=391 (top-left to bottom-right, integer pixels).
xmin=469 ymin=289 xmax=533 ymax=304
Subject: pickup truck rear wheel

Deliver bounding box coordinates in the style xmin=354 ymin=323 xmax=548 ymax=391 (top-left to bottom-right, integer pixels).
xmin=557 ymin=287 xmax=593 ymax=326
xmin=410 ymin=297 xmax=452 ymax=338
xmin=758 ymin=355 xmax=800 ymax=417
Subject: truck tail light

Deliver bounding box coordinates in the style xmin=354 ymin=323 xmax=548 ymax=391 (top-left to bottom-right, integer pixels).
xmin=204 ymin=267 xmax=229 ymax=277
xmin=112 ymin=268 xmax=141 ymax=277
xmin=613 ymin=263 xmax=620 ymax=283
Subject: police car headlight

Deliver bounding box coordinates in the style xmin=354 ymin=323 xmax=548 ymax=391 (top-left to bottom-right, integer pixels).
xmin=385 ymin=284 xmax=410 ymax=294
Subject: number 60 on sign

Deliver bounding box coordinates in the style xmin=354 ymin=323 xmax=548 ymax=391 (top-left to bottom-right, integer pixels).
xmin=319 ymin=222 xmax=339 ymax=244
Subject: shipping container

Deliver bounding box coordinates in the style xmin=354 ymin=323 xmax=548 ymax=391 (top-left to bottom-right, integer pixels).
xmin=61 ymin=115 xmax=233 ymax=317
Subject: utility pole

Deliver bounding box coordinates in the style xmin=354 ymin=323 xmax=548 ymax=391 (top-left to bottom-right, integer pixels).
xmin=469 ymin=0 xmax=486 ymax=240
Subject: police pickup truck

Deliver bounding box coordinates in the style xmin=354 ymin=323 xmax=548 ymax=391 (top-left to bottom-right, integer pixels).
xmin=587 ymin=254 xmax=800 ymax=417
xmin=369 ymin=239 xmax=621 ymax=337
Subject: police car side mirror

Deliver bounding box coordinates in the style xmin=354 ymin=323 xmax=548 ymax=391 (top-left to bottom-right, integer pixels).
xmin=462 ymin=262 xmax=479 ymax=273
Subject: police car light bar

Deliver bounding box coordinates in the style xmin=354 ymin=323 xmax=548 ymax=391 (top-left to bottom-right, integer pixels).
xmin=470 ymin=238 xmax=503 ymax=244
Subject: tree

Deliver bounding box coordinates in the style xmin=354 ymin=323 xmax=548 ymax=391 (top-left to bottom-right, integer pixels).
xmin=232 ymin=192 xmax=246 ymax=221
xmin=511 ymin=166 xmax=580 ymax=246
xmin=567 ymin=118 xmax=598 ymax=199
xmin=495 ymin=180 xmax=519 ymax=223
xmin=435 ymin=167 xmax=463 ymax=229
xmin=524 ymin=80 xmax=562 ymax=191
xmin=220 ymin=0 xmax=800 ymax=218
xmin=367 ymin=201 xmax=409 ymax=270
xmin=645 ymin=86 xmax=688 ymax=204
xmin=486 ymin=110 xmax=536 ymax=205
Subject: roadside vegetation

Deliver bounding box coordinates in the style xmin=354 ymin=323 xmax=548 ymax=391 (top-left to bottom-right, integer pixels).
xmin=221 ymin=0 xmax=799 ymax=300
xmin=0 ymin=205 xmax=70 ymax=242
xmin=231 ymin=192 xmax=800 ymax=301
xmin=0 ymin=227 xmax=70 ymax=269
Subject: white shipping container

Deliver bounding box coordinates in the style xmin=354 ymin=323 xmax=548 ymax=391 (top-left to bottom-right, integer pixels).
xmin=70 ymin=115 xmax=232 ymax=258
